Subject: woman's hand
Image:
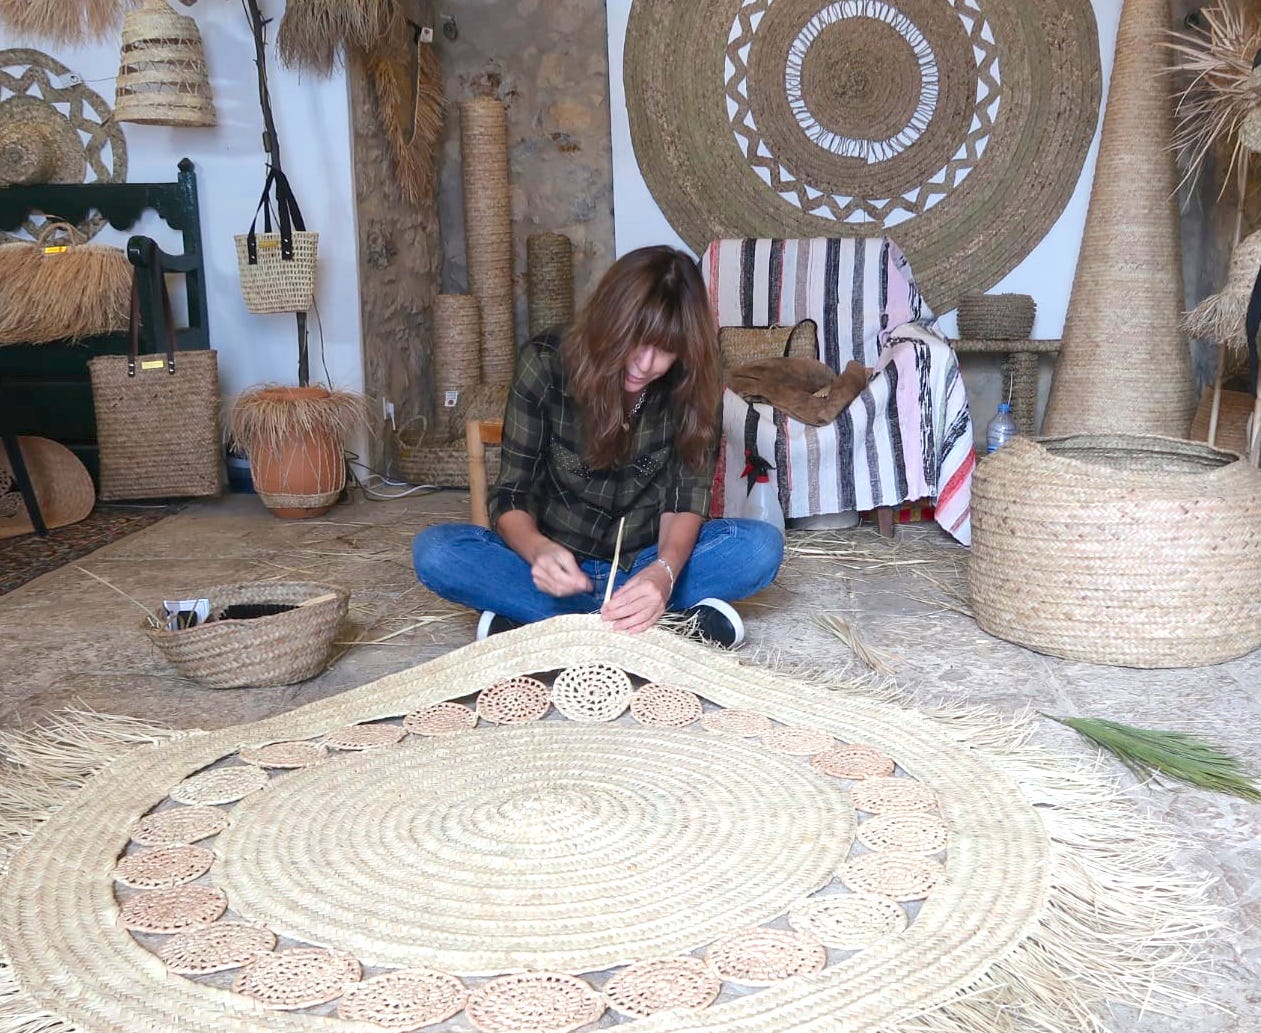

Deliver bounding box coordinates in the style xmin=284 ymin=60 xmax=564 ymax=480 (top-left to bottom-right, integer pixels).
xmin=601 ymin=562 xmax=671 ymax=633
xmin=531 ymin=544 xmax=594 ymax=597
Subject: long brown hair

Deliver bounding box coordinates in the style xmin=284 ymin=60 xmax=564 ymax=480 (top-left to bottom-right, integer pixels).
xmin=563 ymin=246 xmax=720 ymax=470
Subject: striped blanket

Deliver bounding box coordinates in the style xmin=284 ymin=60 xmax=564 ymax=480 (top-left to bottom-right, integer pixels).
xmin=703 ymin=238 xmax=974 ymax=545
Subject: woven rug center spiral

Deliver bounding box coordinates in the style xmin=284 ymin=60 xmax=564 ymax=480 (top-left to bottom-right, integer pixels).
xmin=216 ymin=725 xmax=854 ymax=972
xmin=623 ymin=0 xmax=1102 ymax=309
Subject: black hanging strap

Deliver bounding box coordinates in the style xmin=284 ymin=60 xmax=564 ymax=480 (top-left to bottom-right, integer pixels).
xmin=1246 ymin=262 xmax=1261 ymax=395
xmin=245 ymin=166 xmax=308 ymax=265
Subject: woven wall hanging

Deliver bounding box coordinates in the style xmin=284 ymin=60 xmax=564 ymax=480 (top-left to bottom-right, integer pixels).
xmin=0 ymin=48 xmax=128 ymax=241
xmin=623 ymin=0 xmax=1102 ymax=312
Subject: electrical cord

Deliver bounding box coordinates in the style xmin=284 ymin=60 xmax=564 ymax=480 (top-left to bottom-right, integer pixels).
xmin=344 ymin=452 xmax=443 ymax=500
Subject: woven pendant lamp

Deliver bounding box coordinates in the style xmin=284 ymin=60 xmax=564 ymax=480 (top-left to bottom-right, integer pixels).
xmin=1041 ymin=0 xmax=1195 ymax=437
xmin=114 ymin=0 xmax=216 ymax=127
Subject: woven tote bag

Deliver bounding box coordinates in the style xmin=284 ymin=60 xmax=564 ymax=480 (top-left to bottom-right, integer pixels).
xmin=88 ymin=266 xmax=222 ymax=500
xmin=234 ymin=167 xmax=318 ymax=314
xmin=719 ymin=319 xmax=817 ymax=371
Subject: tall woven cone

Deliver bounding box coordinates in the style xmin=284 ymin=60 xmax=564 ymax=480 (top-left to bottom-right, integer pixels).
xmin=114 ymin=0 xmax=216 ymax=128
xmin=460 ymin=96 xmax=516 ymax=386
xmin=527 ymin=232 xmax=574 ymax=337
xmin=1042 ymin=0 xmax=1195 ymax=437
xmin=434 ymin=294 xmax=482 ymax=438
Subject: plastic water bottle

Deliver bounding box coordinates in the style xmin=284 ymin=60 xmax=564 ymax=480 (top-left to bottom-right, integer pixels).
xmin=985 ymin=402 xmax=1018 ymax=453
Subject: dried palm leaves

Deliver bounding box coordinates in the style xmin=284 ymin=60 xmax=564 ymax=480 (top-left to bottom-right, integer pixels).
xmin=364 ymin=7 xmax=444 ymax=204
xmin=277 ymin=0 xmax=393 ymax=75
xmin=1167 ymin=0 xmax=1261 ymax=193
xmin=0 ymin=0 xmax=130 ymax=43
xmin=278 ymin=0 xmax=445 ymax=205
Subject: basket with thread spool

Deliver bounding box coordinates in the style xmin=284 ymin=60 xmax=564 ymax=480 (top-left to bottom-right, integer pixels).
xmin=393 ymin=384 xmax=508 ymax=488
xmin=114 ymin=0 xmax=216 ymax=127
xmin=0 ymin=220 xmax=131 ymax=345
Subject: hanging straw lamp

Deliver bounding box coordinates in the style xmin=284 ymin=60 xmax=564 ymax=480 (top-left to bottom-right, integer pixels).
xmin=114 ymin=0 xmax=216 ymax=128
xmin=0 ymin=0 xmax=128 ymax=45
xmin=1042 ymin=0 xmax=1196 ymax=438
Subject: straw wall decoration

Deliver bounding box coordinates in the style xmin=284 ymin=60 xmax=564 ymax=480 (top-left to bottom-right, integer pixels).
xmin=0 ymin=617 xmax=1221 ymax=1033
xmin=527 ymin=232 xmax=575 ymax=337
xmin=433 ymin=293 xmax=482 ymax=437
xmin=1041 ymin=0 xmax=1195 ymax=438
xmin=277 ymin=0 xmax=391 ymax=76
xmin=622 ymin=0 xmax=1101 ymax=312
xmin=460 ymin=95 xmax=516 ymax=386
xmin=0 ymin=0 xmax=129 ymax=45
xmin=114 ymin=0 xmax=215 ymax=128
xmin=364 ymin=6 xmax=444 ymax=205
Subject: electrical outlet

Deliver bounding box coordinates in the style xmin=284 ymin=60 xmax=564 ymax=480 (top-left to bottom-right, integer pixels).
xmin=382 ymin=398 xmax=396 ymax=423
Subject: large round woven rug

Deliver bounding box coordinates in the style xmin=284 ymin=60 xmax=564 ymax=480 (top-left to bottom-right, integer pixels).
xmin=0 ymin=616 xmax=1210 ymax=1032
xmin=624 ymin=0 xmax=1102 ymax=310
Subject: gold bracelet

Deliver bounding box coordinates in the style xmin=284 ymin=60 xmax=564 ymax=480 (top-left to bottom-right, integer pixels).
xmin=654 ymin=557 xmax=675 ymax=594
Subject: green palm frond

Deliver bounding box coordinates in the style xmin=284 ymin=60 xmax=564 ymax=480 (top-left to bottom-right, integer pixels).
xmin=1044 ymin=715 xmax=1261 ymax=803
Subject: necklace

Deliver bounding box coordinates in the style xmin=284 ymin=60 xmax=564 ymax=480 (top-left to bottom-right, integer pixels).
xmin=621 ymin=389 xmax=648 ymax=431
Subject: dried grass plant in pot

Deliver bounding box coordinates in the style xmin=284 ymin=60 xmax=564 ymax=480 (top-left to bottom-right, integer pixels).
xmin=228 ymin=385 xmax=364 ymax=519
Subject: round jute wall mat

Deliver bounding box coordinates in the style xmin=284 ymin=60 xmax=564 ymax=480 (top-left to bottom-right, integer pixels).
xmin=624 ymin=0 xmax=1101 ymax=311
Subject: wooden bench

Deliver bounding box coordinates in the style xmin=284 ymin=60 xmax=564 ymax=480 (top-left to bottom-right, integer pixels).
xmin=0 ymin=158 xmax=209 ymax=484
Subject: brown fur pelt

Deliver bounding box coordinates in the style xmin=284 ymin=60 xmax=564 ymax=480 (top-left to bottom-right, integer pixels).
xmin=277 ymin=0 xmax=393 ymax=75
xmin=364 ymin=6 xmax=444 ymax=205
xmin=727 ymin=357 xmax=871 ymax=426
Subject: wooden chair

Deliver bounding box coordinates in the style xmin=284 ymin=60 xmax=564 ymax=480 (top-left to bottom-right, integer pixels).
xmin=466 ymin=417 xmax=503 ymax=528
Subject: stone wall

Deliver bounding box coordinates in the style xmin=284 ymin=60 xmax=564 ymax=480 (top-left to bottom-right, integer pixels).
xmin=436 ymin=0 xmax=615 ymax=347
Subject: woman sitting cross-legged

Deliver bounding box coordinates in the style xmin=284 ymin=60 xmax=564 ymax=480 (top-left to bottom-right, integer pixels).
xmin=412 ymin=245 xmax=783 ymax=647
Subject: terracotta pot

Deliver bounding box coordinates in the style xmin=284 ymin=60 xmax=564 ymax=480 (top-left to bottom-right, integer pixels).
xmin=237 ymin=386 xmax=350 ymax=519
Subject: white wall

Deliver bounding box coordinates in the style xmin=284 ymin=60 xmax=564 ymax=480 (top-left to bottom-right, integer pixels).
xmin=1 ymin=3 xmax=363 ymax=399
xmin=607 ymin=0 xmax=1123 ymax=342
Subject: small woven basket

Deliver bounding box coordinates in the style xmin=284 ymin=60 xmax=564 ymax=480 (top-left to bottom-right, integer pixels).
xmin=233 ymin=230 xmax=318 ymax=315
xmin=969 ymin=434 xmax=1261 ymax=668
xmin=145 ymin=582 xmax=348 ymax=688
xmin=392 ymin=383 xmax=506 ymax=488
xmin=956 ymin=293 xmax=1036 ymax=339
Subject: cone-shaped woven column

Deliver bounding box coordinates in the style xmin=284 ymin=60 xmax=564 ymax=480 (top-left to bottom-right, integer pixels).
xmin=1042 ymin=0 xmax=1194 ymax=437
xmin=460 ymin=96 xmax=515 ymax=386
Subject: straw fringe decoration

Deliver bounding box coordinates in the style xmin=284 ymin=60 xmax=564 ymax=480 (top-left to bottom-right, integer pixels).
xmin=0 ymin=0 xmax=129 ymax=44
xmin=0 ymin=618 xmax=1222 ymax=1033
xmin=460 ymin=96 xmax=516 ymax=385
xmin=365 ymin=7 xmax=444 ymax=206
xmin=277 ymin=0 xmax=391 ymax=75
xmin=0 ymin=223 xmax=131 ymax=345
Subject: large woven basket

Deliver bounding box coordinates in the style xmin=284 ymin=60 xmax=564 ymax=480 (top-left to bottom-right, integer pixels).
xmin=969 ymin=434 xmax=1261 ymax=668
xmin=145 ymin=581 xmax=348 ymax=688
xmin=955 ymin=293 xmax=1036 ymax=339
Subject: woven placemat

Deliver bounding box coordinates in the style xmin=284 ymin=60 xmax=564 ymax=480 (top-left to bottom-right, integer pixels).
xmin=0 ymin=616 xmax=1218 ymax=1033
xmin=623 ymin=0 xmax=1101 ymax=310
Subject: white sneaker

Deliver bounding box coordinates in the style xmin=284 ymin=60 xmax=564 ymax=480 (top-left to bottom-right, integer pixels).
xmin=475 ymin=610 xmax=521 ymax=641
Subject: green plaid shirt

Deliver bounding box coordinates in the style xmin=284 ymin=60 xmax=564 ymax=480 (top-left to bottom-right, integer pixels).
xmin=489 ymin=331 xmax=714 ymax=567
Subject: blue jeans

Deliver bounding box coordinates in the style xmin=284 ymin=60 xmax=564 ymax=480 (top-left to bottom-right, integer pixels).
xmin=412 ymin=518 xmax=784 ymax=624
